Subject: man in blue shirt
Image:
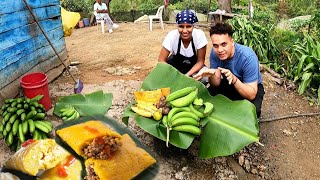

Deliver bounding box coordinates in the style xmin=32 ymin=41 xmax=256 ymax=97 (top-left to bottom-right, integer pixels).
xmin=194 ymin=22 xmax=264 ymax=117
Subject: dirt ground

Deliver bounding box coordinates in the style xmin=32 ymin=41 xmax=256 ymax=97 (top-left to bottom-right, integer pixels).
xmin=1 ymin=22 xmax=320 ymax=179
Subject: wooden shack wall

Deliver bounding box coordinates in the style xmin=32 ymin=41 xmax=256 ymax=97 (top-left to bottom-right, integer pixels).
xmin=0 ymin=0 xmax=68 ymax=101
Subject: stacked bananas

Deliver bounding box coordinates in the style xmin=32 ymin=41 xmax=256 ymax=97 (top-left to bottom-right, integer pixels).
xmin=59 ymin=106 xmax=80 ymax=121
xmin=0 ymin=97 xmax=53 ymax=151
xmin=161 ymin=86 xmax=214 ymax=146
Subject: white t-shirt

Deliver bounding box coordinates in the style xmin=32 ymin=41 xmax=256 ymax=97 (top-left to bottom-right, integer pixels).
xmin=94 ymin=3 xmax=108 ymax=19
xmin=162 ymin=28 xmax=208 ymax=57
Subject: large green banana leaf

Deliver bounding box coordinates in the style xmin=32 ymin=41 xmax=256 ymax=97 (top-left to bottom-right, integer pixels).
xmin=55 ymin=116 xmax=159 ymax=180
xmin=53 ymin=90 xmax=112 ymax=117
xmin=122 ymin=63 xmax=259 ymax=158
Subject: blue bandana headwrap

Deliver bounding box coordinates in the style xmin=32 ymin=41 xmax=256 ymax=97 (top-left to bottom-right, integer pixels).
xmin=176 ymin=10 xmax=198 ymax=24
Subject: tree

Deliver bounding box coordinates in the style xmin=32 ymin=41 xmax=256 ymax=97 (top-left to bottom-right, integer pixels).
xmin=218 ymin=0 xmax=231 ymax=13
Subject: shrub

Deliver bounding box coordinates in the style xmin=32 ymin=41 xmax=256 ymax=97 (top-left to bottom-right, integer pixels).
xmin=229 ymin=17 xmax=279 ymax=64
xmin=61 ymin=0 xmax=94 ymax=18
xmin=287 ymin=34 xmax=320 ymax=100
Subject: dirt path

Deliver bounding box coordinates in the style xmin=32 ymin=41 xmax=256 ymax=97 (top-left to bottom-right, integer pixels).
xmin=1 ymin=22 xmax=319 ymax=179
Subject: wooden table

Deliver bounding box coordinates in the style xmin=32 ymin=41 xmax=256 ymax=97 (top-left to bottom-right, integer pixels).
xmin=208 ymin=11 xmax=236 ymax=24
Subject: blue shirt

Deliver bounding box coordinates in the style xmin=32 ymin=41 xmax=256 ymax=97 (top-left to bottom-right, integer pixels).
xmin=210 ymin=43 xmax=263 ymax=84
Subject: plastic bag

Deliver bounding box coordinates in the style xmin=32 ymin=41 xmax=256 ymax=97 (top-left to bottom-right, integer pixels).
xmin=61 ymin=7 xmax=80 ymax=37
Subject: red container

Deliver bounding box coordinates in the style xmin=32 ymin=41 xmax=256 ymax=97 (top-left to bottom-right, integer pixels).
xmin=20 ymin=72 xmax=52 ymax=111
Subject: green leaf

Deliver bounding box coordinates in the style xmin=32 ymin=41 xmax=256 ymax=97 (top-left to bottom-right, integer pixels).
xmin=199 ymin=96 xmax=259 ymax=158
xmin=303 ymin=63 xmax=314 ymax=71
xmin=297 ymin=55 xmax=308 ymax=75
xmin=122 ymin=63 xmax=259 ymax=158
xmin=55 ymin=116 xmax=159 ymax=180
xmin=53 ymin=90 xmax=113 ymax=117
xmin=298 ymin=72 xmax=312 ymax=95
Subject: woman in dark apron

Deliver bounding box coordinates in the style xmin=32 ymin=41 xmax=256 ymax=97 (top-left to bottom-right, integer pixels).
xmin=158 ymin=10 xmax=208 ymax=78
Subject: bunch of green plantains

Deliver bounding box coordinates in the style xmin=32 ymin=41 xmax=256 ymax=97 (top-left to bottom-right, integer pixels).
xmin=161 ymin=86 xmax=214 ymax=147
xmin=0 ymin=96 xmax=53 ymax=151
xmin=58 ymin=106 xmax=80 ymax=121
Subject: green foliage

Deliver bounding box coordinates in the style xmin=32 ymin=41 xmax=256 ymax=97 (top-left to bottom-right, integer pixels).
xmin=54 ymin=91 xmax=113 ymax=117
xmin=309 ymin=10 xmax=320 ymax=38
xmin=169 ymin=0 xmax=217 ymax=13
xmin=284 ymin=0 xmax=318 ymax=18
xmin=229 ymin=17 xmax=278 ymax=63
xmin=61 ymin=0 xmax=95 ymax=17
xmin=270 ymin=28 xmax=301 ymax=75
xmin=253 ymin=4 xmax=277 ymax=25
xmin=287 ymin=34 xmax=320 ymax=97
xmin=290 ymin=18 xmax=311 ymax=34
xmin=109 ymin=0 xmax=130 ymax=12
xmin=272 ymin=28 xmax=300 ymax=53
xmin=138 ymin=1 xmax=162 ymax=13
xmin=110 ymin=0 xmax=161 ymax=13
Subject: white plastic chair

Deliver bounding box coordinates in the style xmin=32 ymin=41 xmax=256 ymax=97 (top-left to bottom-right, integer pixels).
xmin=96 ymin=18 xmax=105 ymax=34
xmin=149 ymin=6 xmax=165 ymax=31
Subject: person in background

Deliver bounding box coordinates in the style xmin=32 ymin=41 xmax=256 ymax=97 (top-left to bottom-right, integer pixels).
xmin=194 ymin=22 xmax=264 ymax=118
xmin=94 ymin=0 xmax=119 ymax=33
xmin=158 ymin=10 xmax=208 ymax=78
xmin=164 ymin=0 xmax=169 ymax=8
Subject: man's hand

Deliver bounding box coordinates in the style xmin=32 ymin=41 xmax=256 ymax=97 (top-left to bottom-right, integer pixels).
xmin=192 ymin=68 xmax=216 ymax=81
xmin=218 ymin=67 xmax=237 ymax=85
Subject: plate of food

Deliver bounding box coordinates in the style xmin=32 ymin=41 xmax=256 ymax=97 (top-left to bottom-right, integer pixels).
xmin=1 ymin=138 xmax=83 ymax=180
xmin=1 ymin=116 xmax=159 ymax=180
xmin=54 ymin=115 xmax=159 ymax=180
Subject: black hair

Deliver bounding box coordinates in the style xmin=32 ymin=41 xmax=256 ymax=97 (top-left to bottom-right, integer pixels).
xmin=209 ymin=22 xmax=234 ymax=37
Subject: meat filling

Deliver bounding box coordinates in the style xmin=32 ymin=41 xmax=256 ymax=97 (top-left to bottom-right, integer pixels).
xmin=83 ymin=136 xmax=121 ymax=159
xmin=85 ymin=165 xmax=99 ymax=180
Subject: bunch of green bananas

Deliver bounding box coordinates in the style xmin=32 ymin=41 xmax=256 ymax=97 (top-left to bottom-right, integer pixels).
xmin=59 ymin=106 xmax=80 ymax=121
xmin=0 ymin=97 xmax=53 ymax=151
xmin=162 ymin=86 xmax=214 ymax=147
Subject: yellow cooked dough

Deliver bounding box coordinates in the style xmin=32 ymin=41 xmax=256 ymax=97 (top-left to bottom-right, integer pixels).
xmin=85 ymin=134 xmax=156 ymax=180
xmin=56 ymin=120 xmax=121 ymax=157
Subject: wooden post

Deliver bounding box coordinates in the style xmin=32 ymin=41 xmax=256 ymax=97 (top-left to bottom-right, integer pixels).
xmin=207 ymin=0 xmax=211 ymax=23
xmin=249 ymin=0 xmax=254 ymax=19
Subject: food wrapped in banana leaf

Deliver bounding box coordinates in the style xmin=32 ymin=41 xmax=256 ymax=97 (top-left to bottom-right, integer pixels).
xmin=37 ymin=155 xmax=82 ymax=180
xmin=85 ymin=134 xmax=156 ymax=180
xmin=5 ymin=139 xmax=70 ymax=176
xmin=56 ymin=120 xmax=122 ymax=159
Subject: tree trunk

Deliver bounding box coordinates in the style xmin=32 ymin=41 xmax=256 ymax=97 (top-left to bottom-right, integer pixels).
xmin=218 ymin=0 xmax=232 ymax=13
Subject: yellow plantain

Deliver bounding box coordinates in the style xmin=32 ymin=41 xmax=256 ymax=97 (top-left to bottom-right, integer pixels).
xmin=131 ymin=106 xmax=153 ymax=118
xmin=136 ymin=103 xmax=158 ymax=113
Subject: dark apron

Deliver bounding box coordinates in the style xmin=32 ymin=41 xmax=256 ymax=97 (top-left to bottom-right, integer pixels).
xmin=167 ymin=37 xmax=197 ymax=74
